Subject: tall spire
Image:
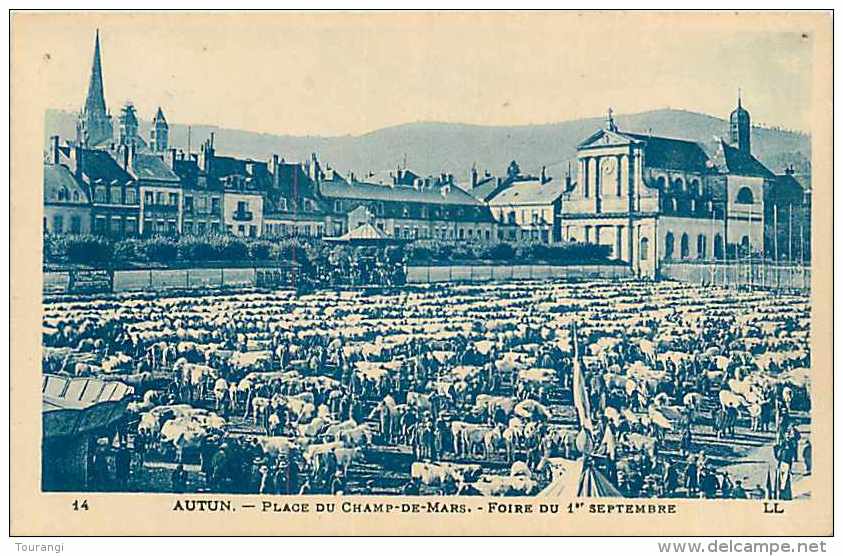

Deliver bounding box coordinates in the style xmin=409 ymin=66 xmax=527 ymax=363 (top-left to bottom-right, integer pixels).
xmin=84 ymin=29 xmax=107 ymax=116
xmin=77 ymin=29 xmax=113 ymax=146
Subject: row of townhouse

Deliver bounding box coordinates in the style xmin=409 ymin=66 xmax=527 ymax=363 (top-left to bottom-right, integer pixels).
xmin=43 ymin=134 xmax=510 ymax=244
xmin=45 ymin=30 xmax=571 ymax=247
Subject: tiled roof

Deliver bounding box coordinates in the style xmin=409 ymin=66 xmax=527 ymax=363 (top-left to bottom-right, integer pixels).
xmin=43 ymin=164 xmax=89 ymax=205
xmin=716 ymin=140 xmax=776 ymax=179
xmin=488 ymin=178 xmax=564 ymax=206
xmin=172 ymin=158 xmax=224 ymax=191
xmin=623 ymin=132 xmax=714 ymax=174
xmin=467 ymin=177 xmax=501 ymax=202
xmin=770 ymin=174 xmax=807 ymax=203
xmin=78 ymin=148 xmax=133 ymax=185
xmin=320 ymin=178 xmax=483 ymax=207
xmin=130 ymin=153 xmax=180 ymax=182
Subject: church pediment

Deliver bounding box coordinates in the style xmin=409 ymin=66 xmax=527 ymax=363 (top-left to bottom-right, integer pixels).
xmin=577 ymin=129 xmax=640 ymax=150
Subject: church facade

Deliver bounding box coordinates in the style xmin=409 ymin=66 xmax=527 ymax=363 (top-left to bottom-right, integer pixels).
xmin=561 ymin=101 xmax=774 ymax=278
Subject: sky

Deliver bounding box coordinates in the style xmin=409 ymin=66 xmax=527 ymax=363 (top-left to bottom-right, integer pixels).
xmin=17 ymin=11 xmax=816 ymax=136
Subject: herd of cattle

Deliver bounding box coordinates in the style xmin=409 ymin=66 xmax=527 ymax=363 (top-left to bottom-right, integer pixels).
xmin=42 ymin=279 xmax=811 ymax=495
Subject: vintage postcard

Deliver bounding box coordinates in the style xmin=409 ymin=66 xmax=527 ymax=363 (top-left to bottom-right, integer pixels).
xmin=10 ymin=10 xmax=833 ymax=536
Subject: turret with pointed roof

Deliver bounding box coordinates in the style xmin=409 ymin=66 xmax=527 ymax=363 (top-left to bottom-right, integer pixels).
xmin=150 ymin=107 xmax=169 ymax=152
xmin=730 ymin=90 xmax=751 ymax=155
xmin=76 ymin=30 xmax=113 ymax=147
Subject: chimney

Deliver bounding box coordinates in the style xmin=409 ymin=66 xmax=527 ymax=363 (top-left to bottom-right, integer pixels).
xmin=785 ymin=165 xmax=795 ymax=176
xmin=128 ymin=142 xmax=136 ymax=170
xmin=49 ymin=135 xmax=60 ymax=164
xmin=541 ymin=166 xmax=547 ymax=184
xmin=199 ymin=138 xmax=213 ymax=174
xmin=470 ymin=165 xmax=478 ymax=189
xmin=565 ymin=162 xmax=572 ymax=191
xmin=271 ymin=154 xmax=280 ymax=188
xmin=74 ymin=146 xmax=84 ymax=178
xmin=168 ymin=148 xmax=177 ymax=170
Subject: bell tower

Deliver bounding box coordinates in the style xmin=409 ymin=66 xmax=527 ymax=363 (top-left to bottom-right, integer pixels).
xmin=729 ymin=90 xmax=751 ymax=154
xmin=150 ymin=107 xmax=169 ymax=152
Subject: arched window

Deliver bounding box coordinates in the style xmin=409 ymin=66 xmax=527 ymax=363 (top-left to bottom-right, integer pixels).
xmin=680 ymin=233 xmax=690 ymax=259
xmin=714 ymin=234 xmax=724 ymax=259
xmin=736 ymin=187 xmax=754 ymax=204
xmin=639 ymin=237 xmax=649 ymax=261
xmin=673 ymin=177 xmax=685 ymax=191
xmin=697 ymin=234 xmax=706 ymax=259
xmin=655 ymin=176 xmax=666 ymax=190
xmin=691 ymin=178 xmax=701 ymax=196
xmin=664 ymin=232 xmax=675 ymax=260
xmin=740 ymin=235 xmax=750 ymax=255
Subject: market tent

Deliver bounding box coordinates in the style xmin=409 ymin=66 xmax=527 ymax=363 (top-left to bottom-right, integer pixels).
xmin=323 ymin=223 xmax=403 ymax=245
xmin=577 ymin=464 xmax=623 ymax=497
xmin=537 ymin=458 xmax=582 ymax=497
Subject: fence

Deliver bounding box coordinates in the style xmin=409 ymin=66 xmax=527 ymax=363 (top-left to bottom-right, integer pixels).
xmin=405 ymin=264 xmax=631 ymax=284
xmin=660 ymin=261 xmax=811 ymax=292
xmin=45 ymin=267 xmax=281 ymax=295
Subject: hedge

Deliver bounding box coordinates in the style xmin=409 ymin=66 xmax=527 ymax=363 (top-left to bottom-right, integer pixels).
xmin=43 ymin=233 xmax=318 ymax=269
xmin=43 ymin=233 xmax=612 ymax=269
xmin=405 ymin=240 xmax=612 ymax=265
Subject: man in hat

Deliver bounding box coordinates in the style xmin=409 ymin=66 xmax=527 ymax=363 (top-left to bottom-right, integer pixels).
xmin=802 ymin=438 xmax=812 ymax=475
xmin=732 ymin=480 xmax=748 ymax=499
xmin=685 ymin=455 xmax=699 ymax=498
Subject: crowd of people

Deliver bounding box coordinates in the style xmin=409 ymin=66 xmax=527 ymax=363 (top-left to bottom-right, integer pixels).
xmin=42 ymin=280 xmax=811 ymax=497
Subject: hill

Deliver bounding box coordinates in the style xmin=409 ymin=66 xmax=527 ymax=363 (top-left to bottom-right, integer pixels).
xmin=45 ymin=108 xmax=810 ymax=182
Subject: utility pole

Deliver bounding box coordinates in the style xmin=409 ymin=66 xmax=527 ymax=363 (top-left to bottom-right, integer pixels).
xmin=773 ymin=204 xmax=779 ymax=289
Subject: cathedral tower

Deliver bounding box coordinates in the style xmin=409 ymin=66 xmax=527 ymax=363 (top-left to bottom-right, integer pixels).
xmin=150 ymin=107 xmax=169 ymax=152
xmin=118 ymin=101 xmax=140 ymax=146
xmin=76 ymin=30 xmax=113 ymax=147
xmin=729 ymin=91 xmax=751 ymax=154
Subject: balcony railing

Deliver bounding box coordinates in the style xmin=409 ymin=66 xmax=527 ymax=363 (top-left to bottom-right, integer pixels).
xmin=232 ymin=210 xmax=254 ymax=221
xmin=143 ymin=203 xmax=179 ymax=213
